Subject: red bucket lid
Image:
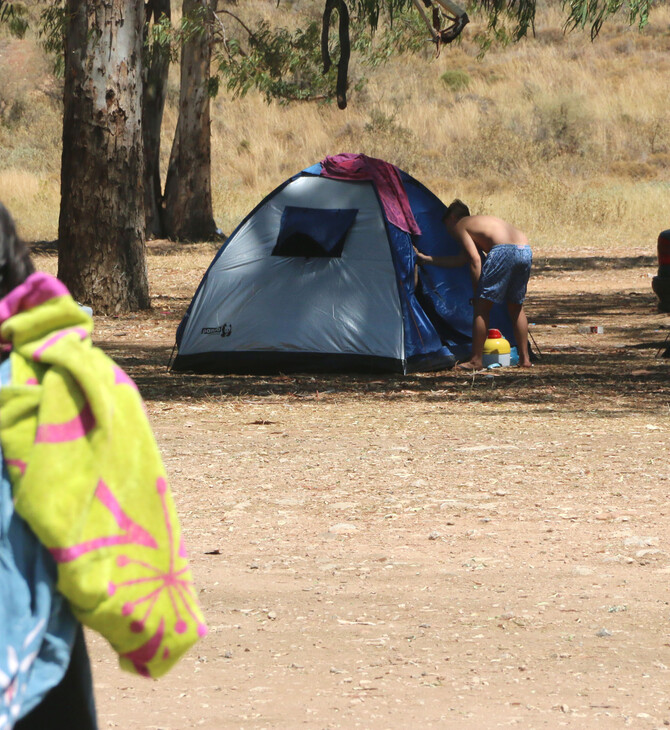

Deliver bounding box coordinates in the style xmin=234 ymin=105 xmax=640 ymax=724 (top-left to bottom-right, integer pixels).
xmin=488 ymin=329 xmax=503 ymax=339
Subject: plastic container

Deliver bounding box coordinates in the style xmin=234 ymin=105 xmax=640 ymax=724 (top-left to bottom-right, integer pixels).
xmin=482 ymin=328 xmax=511 ymax=367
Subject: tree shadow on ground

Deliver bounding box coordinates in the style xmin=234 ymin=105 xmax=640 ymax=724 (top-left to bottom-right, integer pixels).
xmin=530 ymin=290 xmax=662 ymax=327
xmin=533 ymin=255 xmax=656 ymax=273
xmin=98 ymin=337 xmax=669 ymax=416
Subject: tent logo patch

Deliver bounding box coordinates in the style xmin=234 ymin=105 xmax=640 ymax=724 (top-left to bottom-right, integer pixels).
xmin=201 ymin=324 xmax=232 ymax=337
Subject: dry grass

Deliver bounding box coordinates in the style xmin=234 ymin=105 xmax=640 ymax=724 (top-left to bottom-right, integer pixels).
xmin=1 ymin=4 xmax=669 ymax=254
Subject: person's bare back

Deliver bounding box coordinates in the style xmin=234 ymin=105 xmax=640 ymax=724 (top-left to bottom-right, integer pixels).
xmin=456 ymin=215 xmax=528 ymax=254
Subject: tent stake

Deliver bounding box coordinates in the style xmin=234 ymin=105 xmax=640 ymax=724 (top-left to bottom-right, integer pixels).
xmin=528 ymin=329 xmax=542 ymax=358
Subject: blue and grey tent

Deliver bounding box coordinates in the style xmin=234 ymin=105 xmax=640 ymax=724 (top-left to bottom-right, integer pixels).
xmin=172 ymin=155 xmax=516 ymax=374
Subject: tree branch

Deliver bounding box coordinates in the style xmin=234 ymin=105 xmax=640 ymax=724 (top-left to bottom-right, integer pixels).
xmin=322 ymin=0 xmax=350 ymax=109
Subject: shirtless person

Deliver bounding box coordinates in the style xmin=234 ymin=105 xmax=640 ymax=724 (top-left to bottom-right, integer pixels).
xmin=414 ymin=199 xmax=533 ymax=370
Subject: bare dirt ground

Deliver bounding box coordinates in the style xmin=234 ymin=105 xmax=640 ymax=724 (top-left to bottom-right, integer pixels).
xmin=33 ymin=244 xmax=670 ymax=729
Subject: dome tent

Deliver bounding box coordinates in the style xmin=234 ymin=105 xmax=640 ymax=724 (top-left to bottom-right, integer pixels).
xmin=172 ymin=154 xmax=515 ymax=374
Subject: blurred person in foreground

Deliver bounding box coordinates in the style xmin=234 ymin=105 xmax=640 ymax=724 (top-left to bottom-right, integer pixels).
xmin=0 ymin=202 xmax=206 ymax=729
xmin=0 ymin=201 xmax=98 ymax=729
xmin=414 ymin=199 xmax=533 ymax=370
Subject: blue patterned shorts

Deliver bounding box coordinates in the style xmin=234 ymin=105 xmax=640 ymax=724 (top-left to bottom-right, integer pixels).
xmin=476 ymin=244 xmax=532 ymax=305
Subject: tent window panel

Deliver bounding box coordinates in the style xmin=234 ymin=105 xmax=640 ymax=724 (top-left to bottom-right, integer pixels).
xmin=272 ymin=206 xmax=358 ymax=258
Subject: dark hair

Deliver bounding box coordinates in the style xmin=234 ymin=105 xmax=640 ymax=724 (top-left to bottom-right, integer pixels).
xmin=0 ymin=202 xmax=35 ymax=299
xmin=444 ymin=198 xmax=471 ymax=221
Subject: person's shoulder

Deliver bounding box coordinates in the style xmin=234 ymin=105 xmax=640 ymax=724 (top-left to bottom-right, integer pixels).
xmin=471 ymin=214 xmax=502 ymax=223
xmin=463 ymin=214 xmax=496 ymax=224
xmin=453 ymin=218 xmax=472 ymax=236
xmin=458 ymin=214 xmax=488 ymax=231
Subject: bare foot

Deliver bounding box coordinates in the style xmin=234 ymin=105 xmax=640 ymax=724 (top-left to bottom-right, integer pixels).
xmin=456 ymin=361 xmax=483 ymax=371
xmin=517 ymin=361 xmax=533 ymax=368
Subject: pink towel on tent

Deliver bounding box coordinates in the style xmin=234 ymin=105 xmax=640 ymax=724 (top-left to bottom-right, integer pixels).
xmin=320 ymin=153 xmax=422 ymax=236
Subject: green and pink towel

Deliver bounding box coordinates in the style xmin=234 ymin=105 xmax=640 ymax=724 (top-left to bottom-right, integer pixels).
xmin=0 ymin=272 xmax=206 ymax=678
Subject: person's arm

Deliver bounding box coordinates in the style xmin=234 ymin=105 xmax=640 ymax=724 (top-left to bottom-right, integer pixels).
xmin=453 ymin=226 xmax=481 ymax=294
xmin=413 ymin=247 xmax=468 ymax=268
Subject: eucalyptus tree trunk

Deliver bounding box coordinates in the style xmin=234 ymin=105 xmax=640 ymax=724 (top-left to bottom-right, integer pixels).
xmin=143 ymin=0 xmax=171 ymax=239
xmin=58 ymin=0 xmax=150 ymax=313
xmin=163 ymin=0 xmax=217 ymax=241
